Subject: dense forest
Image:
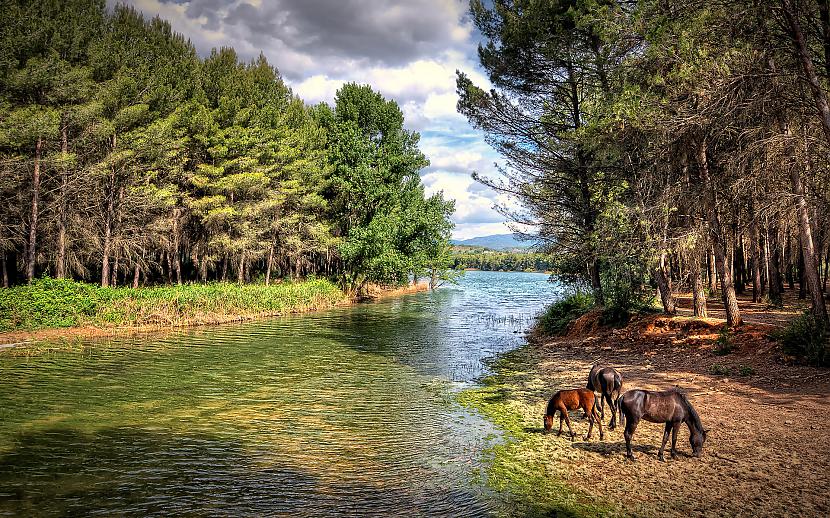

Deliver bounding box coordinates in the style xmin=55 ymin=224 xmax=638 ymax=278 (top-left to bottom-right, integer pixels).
xmin=458 ymin=0 xmax=830 ymax=329
xmin=451 ymin=247 xmax=553 ymax=272
xmin=0 ymin=0 xmax=454 ymax=295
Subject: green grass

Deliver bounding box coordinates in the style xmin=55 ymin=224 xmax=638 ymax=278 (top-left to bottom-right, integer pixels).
xmin=457 ymin=347 xmax=614 ymax=517
xmin=713 ymin=326 xmax=735 ymax=356
xmin=774 ymin=312 xmax=830 ymax=367
xmin=536 ymin=293 xmax=595 ymax=336
xmin=0 ymin=277 xmax=345 ymax=332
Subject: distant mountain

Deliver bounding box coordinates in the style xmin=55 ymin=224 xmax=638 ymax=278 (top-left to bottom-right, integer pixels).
xmin=450 ymin=233 xmax=531 ymax=250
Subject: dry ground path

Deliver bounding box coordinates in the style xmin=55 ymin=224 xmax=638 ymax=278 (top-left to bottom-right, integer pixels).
xmin=519 ymin=291 xmax=830 ymax=516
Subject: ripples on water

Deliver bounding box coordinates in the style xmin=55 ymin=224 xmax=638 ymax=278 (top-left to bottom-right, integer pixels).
xmin=0 ymin=271 xmax=557 ymax=516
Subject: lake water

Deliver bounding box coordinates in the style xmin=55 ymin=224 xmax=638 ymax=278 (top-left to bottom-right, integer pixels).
xmin=0 ymin=271 xmax=557 ymax=516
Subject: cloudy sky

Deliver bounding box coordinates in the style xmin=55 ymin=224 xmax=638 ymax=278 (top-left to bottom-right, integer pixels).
xmin=115 ymin=0 xmax=518 ymax=239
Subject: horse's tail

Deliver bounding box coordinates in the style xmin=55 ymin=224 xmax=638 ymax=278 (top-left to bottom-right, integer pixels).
xmin=616 ymin=394 xmax=625 ymax=427
xmin=613 ymin=372 xmax=623 ymax=400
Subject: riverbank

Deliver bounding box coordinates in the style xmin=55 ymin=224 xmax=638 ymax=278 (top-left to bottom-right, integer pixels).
xmin=461 ymin=299 xmax=830 ymax=517
xmin=0 ymin=278 xmax=432 ymax=347
xmin=0 ymin=277 xmax=352 ymax=346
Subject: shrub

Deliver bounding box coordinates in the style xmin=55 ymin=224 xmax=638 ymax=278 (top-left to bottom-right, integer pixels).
xmin=536 ymin=292 xmax=594 ymax=336
xmin=775 ymin=312 xmax=830 ymax=367
xmin=714 ymin=327 xmax=735 ymax=355
xmin=739 ymin=365 xmax=755 ymax=376
xmin=0 ymin=277 xmax=345 ymax=332
xmin=710 ymin=364 xmax=730 ymax=376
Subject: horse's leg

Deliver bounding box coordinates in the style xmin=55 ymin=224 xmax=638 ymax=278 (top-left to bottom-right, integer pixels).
xmin=624 ymin=416 xmax=639 ymax=460
xmin=599 ymin=391 xmax=606 ymax=420
xmin=670 ymin=422 xmax=680 ymax=459
xmin=557 ymin=411 xmax=563 ymax=437
xmin=594 ymin=406 xmax=605 ymax=440
xmin=584 ymin=403 xmax=594 ymax=441
xmin=563 ymin=409 xmax=576 ymax=440
xmin=658 ymin=422 xmax=672 ymax=462
xmin=604 ymin=392 xmax=615 ymax=429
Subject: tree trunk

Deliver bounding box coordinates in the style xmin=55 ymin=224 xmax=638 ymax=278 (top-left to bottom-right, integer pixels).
xmin=171 ymin=208 xmax=182 ymax=284
xmin=26 ymin=136 xmax=43 ymax=283
xmin=708 ymin=248 xmax=717 ymax=293
xmin=654 ymin=255 xmax=676 ymax=315
xmin=784 ymin=0 xmax=830 ymax=147
xmin=697 ymin=139 xmax=742 ymax=327
xmin=101 ymin=187 xmax=114 ymax=287
xmin=767 ymin=221 xmax=783 ymax=305
xmin=1 ymin=252 xmax=8 ymax=288
xmin=782 ymin=237 xmax=797 ymax=291
xmin=221 ymin=254 xmax=228 ymax=282
xmin=265 ymin=243 xmax=274 ymax=285
xmin=200 ymin=251 xmax=208 ymax=283
xmin=691 ymin=255 xmax=707 ymax=317
xmin=750 ymin=218 xmax=763 ymax=302
xmin=132 ymin=263 xmax=140 ymax=289
xmin=56 ymin=121 xmax=68 ymax=279
xmin=112 ymin=254 xmax=119 ymax=288
xmin=791 ymin=155 xmax=828 ymax=320
xmin=589 ymin=259 xmax=603 ymax=305
xmin=820 ymin=0 xmax=830 ymax=78
xmin=237 ymin=253 xmax=245 ymax=284
xmin=798 ymin=245 xmax=806 ymax=300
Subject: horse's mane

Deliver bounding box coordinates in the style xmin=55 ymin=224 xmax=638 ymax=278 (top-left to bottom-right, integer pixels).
xmin=675 ymin=389 xmax=704 ymax=433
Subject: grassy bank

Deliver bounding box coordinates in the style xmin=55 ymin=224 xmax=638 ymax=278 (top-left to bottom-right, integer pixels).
xmin=458 ymin=346 xmax=613 ymax=517
xmin=0 ymin=277 xmax=346 ymax=334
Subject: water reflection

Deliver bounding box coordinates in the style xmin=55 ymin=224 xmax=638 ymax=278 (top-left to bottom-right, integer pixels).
xmin=0 ymin=271 xmax=555 ymax=516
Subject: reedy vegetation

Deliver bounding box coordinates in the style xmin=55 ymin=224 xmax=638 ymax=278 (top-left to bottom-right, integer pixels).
xmin=0 ymin=276 xmax=344 ymax=332
xmin=457 ymin=0 xmax=830 ymax=353
xmin=0 ymin=0 xmax=454 ymax=296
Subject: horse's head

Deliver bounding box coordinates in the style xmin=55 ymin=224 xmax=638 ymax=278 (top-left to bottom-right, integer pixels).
xmin=690 ymin=427 xmax=708 ymax=456
xmin=543 ymin=414 xmax=553 ymax=432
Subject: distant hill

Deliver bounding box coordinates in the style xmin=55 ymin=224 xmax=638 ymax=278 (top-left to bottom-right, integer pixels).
xmin=450 ymin=233 xmax=531 ymax=250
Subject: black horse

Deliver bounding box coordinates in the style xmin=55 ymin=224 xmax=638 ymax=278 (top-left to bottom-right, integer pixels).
xmin=586 ymin=365 xmax=623 ymax=429
xmin=617 ymin=388 xmax=707 ymax=461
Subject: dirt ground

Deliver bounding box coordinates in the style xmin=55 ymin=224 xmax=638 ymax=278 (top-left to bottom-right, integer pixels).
xmin=522 ymin=291 xmax=830 ymax=517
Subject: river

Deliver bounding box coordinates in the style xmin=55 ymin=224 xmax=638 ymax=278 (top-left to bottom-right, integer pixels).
xmin=0 ymin=270 xmax=557 ymax=516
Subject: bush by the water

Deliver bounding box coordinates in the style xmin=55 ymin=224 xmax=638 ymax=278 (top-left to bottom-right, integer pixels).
xmin=0 ymin=277 xmax=345 ymax=332
xmin=775 ymin=312 xmax=829 ymax=367
xmin=536 ymin=293 xmax=594 ymax=336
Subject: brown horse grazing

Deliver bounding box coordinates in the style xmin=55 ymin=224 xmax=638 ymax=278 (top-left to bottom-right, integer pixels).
xmin=586 ymin=365 xmax=623 ymax=429
xmin=544 ymin=388 xmax=604 ymax=441
xmin=617 ymin=388 xmax=708 ymax=462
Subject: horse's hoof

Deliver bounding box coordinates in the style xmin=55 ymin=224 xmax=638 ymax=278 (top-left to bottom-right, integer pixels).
xmin=626 ymin=454 xmax=636 ymax=462
xmin=658 ymin=455 xmax=666 ymax=462
xmin=583 ymin=434 xmax=590 ymax=441
xmin=600 ymin=434 xmax=605 ymax=441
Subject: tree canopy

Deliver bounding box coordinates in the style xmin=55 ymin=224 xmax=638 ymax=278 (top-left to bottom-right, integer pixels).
xmin=458 ymin=0 xmax=830 ymax=327
xmin=0 ymin=0 xmax=453 ymax=294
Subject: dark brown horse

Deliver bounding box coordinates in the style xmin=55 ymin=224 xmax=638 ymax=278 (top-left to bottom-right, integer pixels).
xmin=617 ymin=388 xmax=707 ymax=461
xmin=586 ymin=365 xmax=623 ymax=429
xmin=544 ymin=388 xmax=604 ymax=441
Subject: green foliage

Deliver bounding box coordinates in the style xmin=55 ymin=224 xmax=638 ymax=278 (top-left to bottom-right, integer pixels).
xmin=451 ymin=248 xmax=553 ymax=272
xmin=714 ymin=327 xmax=735 ymax=356
xmin=0 ymin=3 xmax=453 ymax=289
xmin=0 ymin=277 xmax=344 ymax=332
xmin=739 ymin=365 xmax=755 ymax=376
xmin=775 ymin=313 xmax=830 ymax=367
xmin=536 ymin=293 xmax=595 ymax=336
xmin=709 ymin=364 xmax=730 ymax=376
